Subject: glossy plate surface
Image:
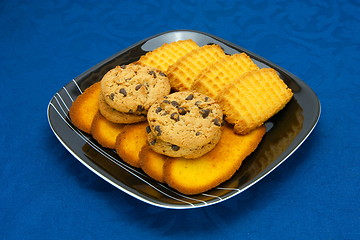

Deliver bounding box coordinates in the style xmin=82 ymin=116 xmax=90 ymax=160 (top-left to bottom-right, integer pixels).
xmin=47 ymin=30 xmax=320 ymax=209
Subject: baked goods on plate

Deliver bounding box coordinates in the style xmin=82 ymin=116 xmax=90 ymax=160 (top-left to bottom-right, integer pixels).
xmin=48 ymin=30 xmax=319 ymax=209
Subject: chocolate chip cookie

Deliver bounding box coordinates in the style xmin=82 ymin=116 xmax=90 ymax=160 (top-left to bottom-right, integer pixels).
xmin=101 ymin=64 xmax=171 ymax=115
xmin=98 ymin=92 xmax=146 ymax=124
xmin=147 ymin=128 xmax=221 ymax=158
xmin=146 ymin=91 xmax=223 ymax=158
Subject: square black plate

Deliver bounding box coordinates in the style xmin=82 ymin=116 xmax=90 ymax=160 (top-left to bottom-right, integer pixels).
xmin=47 ymin=30 xmax=320 ymax=209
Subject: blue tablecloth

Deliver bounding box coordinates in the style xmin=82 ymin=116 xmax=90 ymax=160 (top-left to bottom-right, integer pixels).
xmin=1 ymin=0 xmax=359 ymax=239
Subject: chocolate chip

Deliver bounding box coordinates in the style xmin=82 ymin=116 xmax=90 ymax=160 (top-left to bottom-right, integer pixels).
xmin=109 ymin=93 xmax=115 ymax=100
xmin=171 ymin=101 xmax=179 ymax=107
xmin=163 ymin=100 xmax=170 ymax=104
xmin=200 ymin=109 xmax=210 ymax=118
xmin=178 ymin=107 xmax=187 ymax=115
xmin=155 ymin=107 xmax=162 ymax=113
xmin=154 ymin=125 xmax=162 ymax=136
xmin=213 ymin=118 xmax=221 ymax=126
xmin=148 ymin=70 xmax=156 ymax=78
xmin=204 ymin=97 xmax=210 ymax=102
xmin=146 ymin=126 xmax=151 ymax=134
xmin=159 ymin=72 xmax=167 ymax=77
xmin=171 ymin=144 xmax=180 ymax=151
xmin=150 ymin=139 xmax=156 ymax=145
xmin=170 ymin=112 xmax=180 ymax=122
xmin=120 ymin=65 xmax=126 ymax=69
xmin=119 ymin=88 xmax=127 ymax=97
xmin=196 ymin=132 xmax=202 ymax=136
xmin=185 ymin=94 xmax=194 ymax=100
xmin=137 ymin=105 xmax=144 ymax=112
xmin=195 ymin=101 xmax=202 ymax=108
xmin=135 ymin=84 xmax=142 ymax=91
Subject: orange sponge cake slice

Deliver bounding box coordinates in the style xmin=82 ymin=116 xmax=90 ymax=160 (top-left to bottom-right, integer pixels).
xmin=90 ymin=112 xmax=125 ymax=149
xmin=69 ymin=82 xmax=101 ymax=134
xmin=139 ymin=145 xmax=168 ymax=183
xmin=166 ymin=45 xmax=226 ymax=91
xmin=164 ymin=124 xmax=266 ymax=195
xmin=191 ymin=53 xmax=259 ymax=98
xmin=216 ymin=68 xmax=293 ymax=135
xmin=115 ymin=121 xmax=148 ymax=168
xmin=137 ymin=39 xmax=199 ymax=72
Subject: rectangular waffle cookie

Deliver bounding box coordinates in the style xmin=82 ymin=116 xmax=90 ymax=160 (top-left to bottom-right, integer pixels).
xmin=191 ymin=53 xmax=259 ymax=99
xmin=136 ymin=39 xmax=199 ymax=72
xmin=166 ymin=44 xmax=226 ymax=91
xmin=216 ymin=68 xmax=293 ymax=134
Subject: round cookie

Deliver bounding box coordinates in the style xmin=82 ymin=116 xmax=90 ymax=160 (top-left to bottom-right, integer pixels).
xmin=98 ymin=92 xmax=146 ymax=124
xmin=146 ymin=91 xmax=223 ymax=158
xmin=101 ymin=64 xmax=171 ymax=115
xmin=147 ymin=127 xmax=221 ymax=159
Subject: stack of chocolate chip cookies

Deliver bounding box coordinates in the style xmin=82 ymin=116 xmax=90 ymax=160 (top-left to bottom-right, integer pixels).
xmin=99 ymin=64 xmax=171 ymax=124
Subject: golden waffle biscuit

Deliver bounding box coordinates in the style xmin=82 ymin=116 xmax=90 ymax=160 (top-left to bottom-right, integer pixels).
xmin=242 ymin=99 xmax=304 ymax=178
xmin=69 ymin=82 xmax=101 ymax=134
xmin=164 ymin=124 xmax=266 ymax=195
xmin=137 ymin=39 xmax=199 ymax=72
xmin=115 ymin=121 xmax=148 ymax=168
xmin=91 ymin=112 xmax=125 ymax=149
xmin=216 ymin=68 xmax=293 ymax=135
xmin=191 ymin=53 xmax=259 ymax=98
xmin=166 ymin=45 xmax=226 ymax=91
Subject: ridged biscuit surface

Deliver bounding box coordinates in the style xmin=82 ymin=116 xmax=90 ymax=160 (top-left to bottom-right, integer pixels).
xmin=166 ymin=45 xmax=226 ymax=91
xmin=216 ymin=68 xmax=293 ymax=134
xmin=137 ymin=39 xmax=199 ymax=72
xmin=191 ymin=53 xmax=259 ymax=98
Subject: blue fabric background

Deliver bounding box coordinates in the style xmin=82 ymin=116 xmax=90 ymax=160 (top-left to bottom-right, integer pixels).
xmin=1 ymin=0 xmax=359 ymax=239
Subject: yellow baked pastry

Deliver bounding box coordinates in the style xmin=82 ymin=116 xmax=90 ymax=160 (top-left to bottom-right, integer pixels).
xmin=69 ymin=82 xmax=101 ymax=134
xmin=139 ymin=145 xmax=168 ymax=183
xmin=91 ymin=112 xmax=125 ymax=149
xmin=114 ymin=121 xmax=148 ymax=168
xmin=163 ymin=124 xmax=266 ymax=195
